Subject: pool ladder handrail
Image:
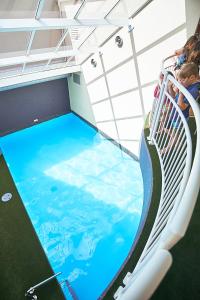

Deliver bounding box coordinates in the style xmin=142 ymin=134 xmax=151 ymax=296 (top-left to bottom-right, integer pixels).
xmin=25 ymin=272 xmax=61 ymax=298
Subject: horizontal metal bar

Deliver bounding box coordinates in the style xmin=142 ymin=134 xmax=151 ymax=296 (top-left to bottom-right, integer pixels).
xmin=0 ymin=18 xmax=130 ymax=32
xmin=0 ymin=50 xmax=78 ymax=67
xmin=27 ymin=272 xmax=61 ymax=293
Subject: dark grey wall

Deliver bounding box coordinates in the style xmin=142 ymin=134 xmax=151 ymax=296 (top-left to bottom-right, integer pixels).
xmin=0 ymin=78 xmax=71 ymax=136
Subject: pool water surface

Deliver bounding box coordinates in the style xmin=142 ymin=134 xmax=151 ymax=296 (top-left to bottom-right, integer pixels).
xmin=0 ymin=113 xmax=143 ymax=299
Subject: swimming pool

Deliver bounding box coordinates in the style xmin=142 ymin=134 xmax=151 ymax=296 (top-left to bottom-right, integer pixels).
xmin=0 ymin=113 xmax=144 ymax=299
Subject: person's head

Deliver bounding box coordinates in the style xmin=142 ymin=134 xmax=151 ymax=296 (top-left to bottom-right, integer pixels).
xmin=178 ymin=62 xmax=199 ymax=87
xmin=187 ymin=40 xmax=200 ymax=66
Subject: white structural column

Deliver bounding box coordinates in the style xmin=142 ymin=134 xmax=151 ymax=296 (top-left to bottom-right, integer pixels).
xmin=0 ymin=18 xmax=130 ymax=32
xmin=98 ymin=51 xmax=122 ymax=148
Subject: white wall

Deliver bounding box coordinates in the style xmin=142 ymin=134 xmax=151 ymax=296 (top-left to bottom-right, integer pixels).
xmin=185 ymin=0 xmax=200 ymax=37
xmin=68 ymin=72 xmax=96 ymax=126
xmin=78 ymin=0 xmax=188 ymax=157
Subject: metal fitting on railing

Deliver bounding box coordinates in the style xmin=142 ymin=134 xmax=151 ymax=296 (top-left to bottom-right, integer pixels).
xmin=25 ymin=272 xmax=61 ymax=299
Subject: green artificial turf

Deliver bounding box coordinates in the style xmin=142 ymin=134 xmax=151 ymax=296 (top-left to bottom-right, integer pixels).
xmin=0 ymin=155 xmax=65 ymax=300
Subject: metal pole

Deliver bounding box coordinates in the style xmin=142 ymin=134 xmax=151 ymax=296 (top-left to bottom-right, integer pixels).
xmin=26 ymin=272 xmax=61 ymax=294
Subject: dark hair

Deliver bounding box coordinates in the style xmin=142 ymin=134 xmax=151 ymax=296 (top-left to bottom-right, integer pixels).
xmin=183 ymin=35 xmax=199 ymax=61
xmin=187 ymin=40 xmax=200 ymax=65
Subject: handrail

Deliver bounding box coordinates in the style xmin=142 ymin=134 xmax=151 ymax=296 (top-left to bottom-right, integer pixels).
xmin=25 ymin=272 xmax=61 ymax=299
xmin=114 ymin=56 xmax=200 ymax=299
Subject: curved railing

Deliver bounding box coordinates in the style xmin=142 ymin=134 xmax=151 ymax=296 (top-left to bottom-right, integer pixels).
xmin=114 ymin=58 xmax=200 ymax=299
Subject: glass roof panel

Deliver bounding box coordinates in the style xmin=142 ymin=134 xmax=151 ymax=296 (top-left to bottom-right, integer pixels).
xmin=0 ymin=0 xmax=38 ymax=18
xmin=40 ymin=0 xmax=60 ymax=18
xmin=0 ymin=32 xmax=30 ymax=57
xmin=24 ymin=60 xmax=48 ymax=73
xmin=30 ymin=30 xmax=63 ymax=54
xmin=0 ymin=64 xmax=23 ymax=78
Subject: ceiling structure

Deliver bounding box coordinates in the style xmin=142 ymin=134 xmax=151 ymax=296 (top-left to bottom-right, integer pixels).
xmin=0 ymin=0 xmax=132 ymax=81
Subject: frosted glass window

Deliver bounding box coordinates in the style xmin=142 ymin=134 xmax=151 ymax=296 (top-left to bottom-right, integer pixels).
xmin=133 ymin=0 xmax=186 ymax=52
xmin=93 ymin=101 xmax=113 ymax=122
xmin=123 ymin=0 xmax=149 ymax=18
xmin=107 ymin=60 xmax=137 ymax=96
xmin=120 ymin=140 xmax=140 ymax=157
xmin=82 ymin=53 xmax=103 ymax=83
xmin=112 ymin=90 xmax=142 ymax=118
xmin=116 ymin=117 xmax=144 ymax=140
xmin=138 ymin=29 xmax=186 ymax=85
xmin=97 ymin=121 xmax=118 ymax=140
xmin=87 ymin=77 xmax=108 ymax=103
xmin=142 ymin=84 xmax=156 ymax=115
xmin=94 ymin=26 xmax=117 ymax=47
xmin=102 ymin=27 xmax=133 ymax=72
xmin=107 ymin=1 xmax=128 ymax=19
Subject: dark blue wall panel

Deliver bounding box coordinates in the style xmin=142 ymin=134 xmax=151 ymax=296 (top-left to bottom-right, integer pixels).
xmin=0 ymin=78 xmax=71 ymax=136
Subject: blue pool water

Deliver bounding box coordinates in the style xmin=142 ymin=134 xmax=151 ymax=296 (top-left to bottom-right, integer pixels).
xmin=0 ymin=113 xmax=143 ymax=299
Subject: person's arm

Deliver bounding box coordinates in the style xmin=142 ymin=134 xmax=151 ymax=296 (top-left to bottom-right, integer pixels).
xmin=167 ymin=81 xmax=176 ymax=98
xmin=177 ymin=92 xmax=188 ymax=110
xmin=174 ymin=47 xmax=184 ymax=56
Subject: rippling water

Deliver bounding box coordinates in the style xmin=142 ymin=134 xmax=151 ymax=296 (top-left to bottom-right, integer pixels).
xmin=0 ymin=113 xmax=144 ymax=299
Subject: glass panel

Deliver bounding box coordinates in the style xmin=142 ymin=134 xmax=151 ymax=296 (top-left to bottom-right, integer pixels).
xmin=93 ymin=26 xmax=117 ymax=47
xmin=120 ymin=140 xmax=140 ymax=157
xmin=0 ymin=32 xmax=29 ymax=56
xmin=61 ymin=0 xmax=82 ymax=18
xmin=142 ymin=84 xmax=156 ymax=115
xmin=30 ymin=30 xmax=62 ymax=53
xmin=93 ymin=101 xmax=113 ymax=122
xmin=116 ymin=117 xmax=144 ymax=140
xmin=133 ymin=0 xmax=186 ymax=52
xmin=0 ymin=64 xmax=22 ymax=78
xmin=40 ymin=0 xmax=60 ymax=18
xmin=24 ymin=60 xmax=48 ymax=73
xmin=77 ymin=0 xmax=125 ymax=19
xmin=82 ymin=53 xmax=103 ymax=84
xmin=123 ymin=0 xmax=149 ymax=18
xmin=107 ymin=59 xmax=137 ymax=96
xmin=87 ymin=77 xmax=108 ymax=103
xmin=97 ymin=121 xmax=118 ymax=140
xmin=50 ymin=57 xmax=67 ymax=65
xmin=137 ymin=29 xmax=186 ymax=85
xmin=0 ymin=1 xmax=38 ymax=18
xmin=102 ymin=27 xmax=133 ymax=72
xmin=112 ymin=90 xmax=142 ymax=118
xmin=107 ymin=1 xmax=128 ymax=19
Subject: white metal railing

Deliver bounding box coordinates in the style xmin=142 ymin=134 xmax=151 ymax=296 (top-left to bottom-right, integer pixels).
xmin=114 ymin=57 xmax=200 ymax=299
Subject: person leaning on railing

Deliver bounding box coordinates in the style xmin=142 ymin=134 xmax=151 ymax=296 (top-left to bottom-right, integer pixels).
xmin=177 ymin=63 xmax=200 ymax=118
xmin=160 ymin=63 xmax=200 ymax=154
xmin=174 ymin=34 xmax=199 ymax=71
xmin=187 ymin=40 xmax=200 ymax=71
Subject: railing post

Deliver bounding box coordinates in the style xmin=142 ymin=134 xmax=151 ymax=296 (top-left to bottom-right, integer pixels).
xmin=148 ymin=71 xmax=168 ymax=143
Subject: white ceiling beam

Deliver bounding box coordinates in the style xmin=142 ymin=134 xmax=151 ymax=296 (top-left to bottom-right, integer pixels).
xmin=0 ymin=50 xmax=78 ymax=67
xmin=0 ymin=65 xmax=81 ymax=91
xmin=0 ymin=18 xmax=130 ymax=32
